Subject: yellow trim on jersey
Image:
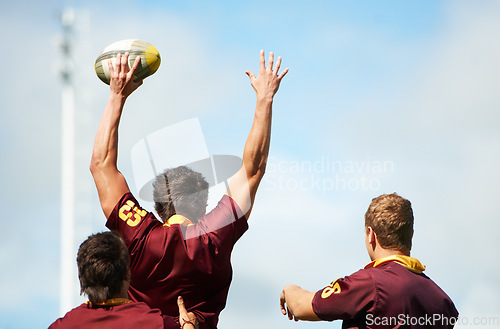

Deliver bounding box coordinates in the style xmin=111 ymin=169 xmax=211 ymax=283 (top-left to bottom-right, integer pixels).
xmin=321 ymin=278 xmax=342 ymax=298
xmin=88 ymin=298 xmax=133 ymax=307
xmin=163 ymin=214 xmax=194 ymax=227
xmin=364 ymin=255 xmax=426 ymax=273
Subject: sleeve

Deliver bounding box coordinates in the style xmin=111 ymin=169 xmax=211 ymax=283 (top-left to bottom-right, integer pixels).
xmin=312 ymin=269 xmax=376 ymax=321
xmin=106 ymin=192 xmax=161 ymax=248
xmin=186 ymin=195 xmax=248 ymax=251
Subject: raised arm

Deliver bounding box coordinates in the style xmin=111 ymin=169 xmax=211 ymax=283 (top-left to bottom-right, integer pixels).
xmin=280 ymin=285 xmax=320 ymax=322
xmin=226 ymin=50 xmax=288 ymax=219
xmin=90 ymin=53 xmax=143 ymax=218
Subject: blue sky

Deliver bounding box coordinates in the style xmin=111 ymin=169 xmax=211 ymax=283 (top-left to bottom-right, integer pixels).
xmin=1 ymin=0 xmax=499 ymax=328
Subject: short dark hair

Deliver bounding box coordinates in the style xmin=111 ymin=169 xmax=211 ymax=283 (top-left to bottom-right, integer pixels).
xmin=365 ymin=193 xmax=414 ymax=254
xmin=153 ymin=166 xmax=209 ymax=223
xmin=77 ymin=231 xmax=130 ymax=304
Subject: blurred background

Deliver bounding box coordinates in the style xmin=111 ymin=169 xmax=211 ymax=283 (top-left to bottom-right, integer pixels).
xmin=1 ymin=0 xmax=499 ymax=328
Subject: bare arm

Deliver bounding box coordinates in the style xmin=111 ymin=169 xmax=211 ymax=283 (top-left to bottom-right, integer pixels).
xmin=90 ymin=53 xmax=143 ymax=218
xmin=226 ymin=50 xmax=288 ymax=219
xmin=280 ymin=285 xmax=320 ymax=321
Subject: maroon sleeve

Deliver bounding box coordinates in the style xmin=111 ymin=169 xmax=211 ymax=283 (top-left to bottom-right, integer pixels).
xmin=106 ymin=192 xmax=161 ymax=247
xmin=312 ymin=269 xmax=376 ymax=321
xmin=186 ymin=195 xmax=248 ymax=250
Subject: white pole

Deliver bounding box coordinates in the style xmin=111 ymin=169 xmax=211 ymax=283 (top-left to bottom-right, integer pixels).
xmin=59 ymin=8 xmax=76 ymax=316
xmin=60 ymin=84 xmax=75 ymax=315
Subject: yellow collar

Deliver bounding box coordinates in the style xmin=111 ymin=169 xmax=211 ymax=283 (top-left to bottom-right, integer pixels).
xmin=163 ymin=214 xmax=194 ymax=227
xmin=88 ymin=298 xmax=133 ymax=307
xmin=364 ymin=255 xmax=426 ymax=273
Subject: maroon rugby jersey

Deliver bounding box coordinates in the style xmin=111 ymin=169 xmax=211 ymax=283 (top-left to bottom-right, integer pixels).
xmin=312 ymin=255 xmax=458 ymax=329
xmin=49 ymin=300 xmax=179 ymax=329
xmin=106 ymin=193 xmax=248 ymax=329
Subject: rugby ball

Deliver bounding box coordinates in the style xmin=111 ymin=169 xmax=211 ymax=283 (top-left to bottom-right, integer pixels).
xmin=94 ymin=39 xmax=161 ymax=85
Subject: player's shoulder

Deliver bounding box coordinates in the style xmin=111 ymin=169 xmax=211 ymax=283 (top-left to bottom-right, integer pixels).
xmin=200 ymin=194 xmax=238 ymax=219
xmin=122 ymin=300 xmax=161 ymax=313
xmin=110 ymin=301 xmax=171 ymax=328
xmin=357 ymin=261 xmax=408 ymax=284
xmin=48 ymin=303 xmax=89 ymax=328
xmin=117 ymin=191 xmax=140 ymax=207
xmin=107 ymin=191 xmax=164 ymax=234
xmin=317 ymin=268 xmax=375 ymax=297
xmin=108 ymin=191 xmax=142 ymax=217
xmin=219 ymin=194 xmax=246 ymax=219
xmin=114 ymin=192 xmax=151 ymax=218
xmin=347 ymin=266 xmax=377 ymax=280
xmin=340 ymin=267 xmax=376 ymax=290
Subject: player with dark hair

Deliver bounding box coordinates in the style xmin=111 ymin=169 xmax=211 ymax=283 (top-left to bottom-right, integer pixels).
xmin=49 ymin=231 xmax=198 ymax=329
xmin=153 ymin=165 xmax=209 ymax=222
xmin=77 ymin=230 xmax=130 ymax=304
xmin=279 ymin=193 xmax=459 ymax=329
xmin=90 ymin=51 xmax=288 ymax=329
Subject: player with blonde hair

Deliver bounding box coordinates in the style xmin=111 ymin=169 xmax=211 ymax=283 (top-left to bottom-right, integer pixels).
xmin=280 ymin=193 xmax=459 ymax=328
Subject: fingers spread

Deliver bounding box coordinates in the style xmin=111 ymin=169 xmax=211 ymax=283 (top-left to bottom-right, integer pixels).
xmin=115 ymin=53 xmax=122 ymax=74
xmin=278 ymin=67 xmax=289 ymax=80
xmin=245 ymin=70 xmax=255 ymax=80
xmin=267 ymin=52 xmax=274 ymax=71
xmin=130 ymin=55 xmax=142 ymax=75
xmin=273 ymin=56 xmax=282 ymax=74
xmin=108 ymin=59 xmax=115 ymax=76
xmin=259 ymin=50 xmax=266 ymax=72
xmin=120 ymin=52 xmax=129 ymax=73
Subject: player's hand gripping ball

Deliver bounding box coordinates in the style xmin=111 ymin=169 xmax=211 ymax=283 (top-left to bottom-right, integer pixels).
xmin=94 ymin=39 xmax=161 ymax=85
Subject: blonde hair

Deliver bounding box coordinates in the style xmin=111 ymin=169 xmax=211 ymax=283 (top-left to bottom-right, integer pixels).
xmin=365 ymin=193 xmax=414 ymax=253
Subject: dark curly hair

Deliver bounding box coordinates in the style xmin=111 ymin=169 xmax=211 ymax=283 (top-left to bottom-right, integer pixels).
xmin=77 ymin=231 xmax=130 ymax=304
xmin=153 ymin=166 xmax=209 ymax=223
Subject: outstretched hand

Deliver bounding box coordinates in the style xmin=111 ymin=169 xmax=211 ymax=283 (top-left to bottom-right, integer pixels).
xmin=108 ymin=52 xmax=143 ymax=98
xmin=246 ymin=50 xmax=288 ymax=100
xmin=279 ymin=285 xmax=319 ymax=322
xmin=280 ymin=287 xmax=299 ymax=321
xmin=177 ymin=296 xmax=199 ymax=329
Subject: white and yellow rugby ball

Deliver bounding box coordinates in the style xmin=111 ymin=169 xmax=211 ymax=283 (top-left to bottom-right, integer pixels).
xmin=94 ymin=39 xmax=161 ymax=85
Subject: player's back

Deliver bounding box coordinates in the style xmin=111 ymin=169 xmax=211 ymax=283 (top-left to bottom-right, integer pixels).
xmin=107 ymin=192 xmax=248 ymax=329
xmin=49 ymin=302 xmax=178 ymax=329
xmin=356 ymin=260 xmax=458 ymax=328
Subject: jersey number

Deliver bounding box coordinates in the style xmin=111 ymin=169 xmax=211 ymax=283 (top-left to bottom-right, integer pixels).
xmin=321 ymin=279 xmax=341 ymax=298
xmin=118 ymin=200 xmax=147 ymax=227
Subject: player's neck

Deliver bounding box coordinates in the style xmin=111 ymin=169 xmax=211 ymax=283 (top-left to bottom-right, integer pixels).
xmin=372 ymin=248 xmax=409 ymax=261
xmin=115 ymin=279 xmax=130 ymax=299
